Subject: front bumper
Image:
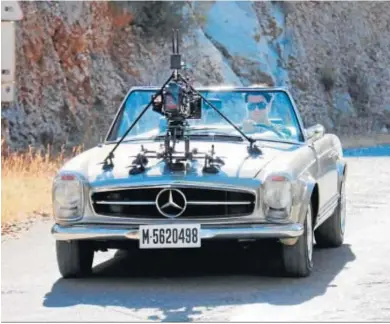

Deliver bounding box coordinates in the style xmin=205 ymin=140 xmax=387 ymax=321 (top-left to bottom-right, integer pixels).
xmin=52 ymin=223 xmax=304 ymax=241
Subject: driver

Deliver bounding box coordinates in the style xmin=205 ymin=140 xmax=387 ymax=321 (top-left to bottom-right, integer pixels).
xmin=242 ymin=92 xmax=274 ymax=133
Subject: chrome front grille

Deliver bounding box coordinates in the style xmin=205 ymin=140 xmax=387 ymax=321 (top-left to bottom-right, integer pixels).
xmin=91 ymin=186 xmax=256 ymax=219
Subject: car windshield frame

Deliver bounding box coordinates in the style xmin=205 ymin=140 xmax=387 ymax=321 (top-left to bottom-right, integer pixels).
xmin=105 ymin=86 xmax=307 ymax=145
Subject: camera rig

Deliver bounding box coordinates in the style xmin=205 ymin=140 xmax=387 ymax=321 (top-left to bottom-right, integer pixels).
xmin=102 ymin=30 xmax=261 ymax=175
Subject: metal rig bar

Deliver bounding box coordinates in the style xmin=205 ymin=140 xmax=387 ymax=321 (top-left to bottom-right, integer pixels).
xmin=102 ymin=73 xmax=174 ymax=169
xmin=176 ymin=74 xmax=261 ymax=152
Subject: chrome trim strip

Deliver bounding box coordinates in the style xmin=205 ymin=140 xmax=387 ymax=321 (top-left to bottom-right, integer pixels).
xmin=90 ymin=182 xmax=259 ymax=193
xmin=52 ymin=223 xmax=304 ymax=241
xmin=95 ymin=200 xmax=252 ymax=206
xmin=95 ymin=201 xmax=155 ymax=206
xmin=73 ymin=213 xmax=264 ymax=225
xmin=187 ymin=201 xmax=252 ymax=205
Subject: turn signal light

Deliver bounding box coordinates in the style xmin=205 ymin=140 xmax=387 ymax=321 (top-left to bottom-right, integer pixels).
xmin=270 ymin=175 xmax=287 ymax=182
xmin=61 ymin=174 xmax=76 ymax=181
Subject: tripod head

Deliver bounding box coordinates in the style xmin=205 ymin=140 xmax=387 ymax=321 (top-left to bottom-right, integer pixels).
xmin=151 ymin=30 xmax=202 ymax=124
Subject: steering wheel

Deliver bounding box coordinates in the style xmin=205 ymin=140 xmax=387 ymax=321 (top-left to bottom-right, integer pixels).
xmin=251 ymin=123 xmax=288 ymax=138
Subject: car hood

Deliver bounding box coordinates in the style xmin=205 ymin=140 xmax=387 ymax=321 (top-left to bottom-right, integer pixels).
xmin=62 ymin=140 xmax=300 ymax=188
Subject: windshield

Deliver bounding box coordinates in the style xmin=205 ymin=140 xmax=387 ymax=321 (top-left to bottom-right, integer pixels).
xmin=107 ymin=88 xmax=304 ymax=143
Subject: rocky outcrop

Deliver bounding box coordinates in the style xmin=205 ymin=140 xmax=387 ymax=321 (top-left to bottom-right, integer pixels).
xmin=2 ymin=1 xmax=390 ymax=150
xmin=282 ymin=1 xmax=390 ymax=136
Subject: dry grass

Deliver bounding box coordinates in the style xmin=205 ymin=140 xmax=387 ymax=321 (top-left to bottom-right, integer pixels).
xmin=1 ymin=142 xmax=83 ymax=230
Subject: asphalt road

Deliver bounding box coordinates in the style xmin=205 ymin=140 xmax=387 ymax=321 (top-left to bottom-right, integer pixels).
xmin=2 ymin=153 xmax=390 ymax=322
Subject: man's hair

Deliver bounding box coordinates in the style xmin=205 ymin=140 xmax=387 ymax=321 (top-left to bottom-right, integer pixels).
xmin=247 ymin=83 xmax=273 ymax=103
xmin=245 ymin=91 xmax=272 ymax=103
xmin=259 ymin=92 xmax=272 ymax=103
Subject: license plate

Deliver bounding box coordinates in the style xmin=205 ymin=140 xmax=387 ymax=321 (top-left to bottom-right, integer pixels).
xmin=139 ymin=224 xmax=201 ymax=249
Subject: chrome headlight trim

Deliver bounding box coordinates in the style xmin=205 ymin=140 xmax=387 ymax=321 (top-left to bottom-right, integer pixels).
xmin=52 ymin=172 xmax=86 ymax=222
xmin=262 ymin=173 xmax=293 ymax=212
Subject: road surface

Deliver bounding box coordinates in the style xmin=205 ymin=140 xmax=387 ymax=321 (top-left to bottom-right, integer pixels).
xmin=2 ymin=152 xmax=390 ymax=322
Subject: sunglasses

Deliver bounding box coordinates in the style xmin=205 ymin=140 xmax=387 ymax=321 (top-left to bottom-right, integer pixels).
xmin=248 ymin=102 xmax=268 ymax=111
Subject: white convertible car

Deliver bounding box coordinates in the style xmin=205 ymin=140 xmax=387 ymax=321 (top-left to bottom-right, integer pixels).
xmin=52 ymin=85 xmax=347 ymax=278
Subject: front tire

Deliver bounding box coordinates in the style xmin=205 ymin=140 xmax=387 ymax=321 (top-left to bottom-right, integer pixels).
xmin=56 ymin=240 xmax=94 ymax=278
xmin=314 ymin=179 xmax=346 ymax=248
xmin=281 ymin=203 xmax=314 ymax=277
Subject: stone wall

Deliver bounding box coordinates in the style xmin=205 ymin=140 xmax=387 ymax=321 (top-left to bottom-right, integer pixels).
xmin=2 ymin=1 xmax=390 ymax=150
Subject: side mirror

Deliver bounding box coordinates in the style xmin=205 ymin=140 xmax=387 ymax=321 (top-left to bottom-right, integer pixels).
xmin=306 ymin=124 xmax=325 ymax=141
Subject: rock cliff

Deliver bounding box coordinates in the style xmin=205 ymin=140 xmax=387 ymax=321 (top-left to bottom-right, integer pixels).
xmin=2 ymin=1 xmax=390 ymax=150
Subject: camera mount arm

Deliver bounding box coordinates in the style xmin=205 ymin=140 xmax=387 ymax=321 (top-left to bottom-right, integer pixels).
xmin=101 ymin=73 xmax=174 ymax=170
xmin=176 ymin=73 xmax=262 ymax=155
xmin=101 ymin=29 xmax=184 ymax=171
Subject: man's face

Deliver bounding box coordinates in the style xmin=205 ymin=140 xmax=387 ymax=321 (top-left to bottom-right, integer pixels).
xmin=247 ymin=94 xmax=271 ymax=123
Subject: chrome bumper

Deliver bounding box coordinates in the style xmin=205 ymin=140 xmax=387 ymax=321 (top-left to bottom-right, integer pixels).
xmin=52 ymin=223 xmax=304 ymax=241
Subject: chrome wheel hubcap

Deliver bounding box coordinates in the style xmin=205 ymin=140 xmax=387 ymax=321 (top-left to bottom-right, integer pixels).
xmin=306 ymin=207 xmax=313 ymax=263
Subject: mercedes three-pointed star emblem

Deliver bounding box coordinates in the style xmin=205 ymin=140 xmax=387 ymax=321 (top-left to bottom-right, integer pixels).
xmin=156 ymin=188 xmax=187 ymax=218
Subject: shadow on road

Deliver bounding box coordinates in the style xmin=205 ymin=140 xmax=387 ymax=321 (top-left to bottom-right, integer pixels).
xmin=43 ymin=242 xmax=356 ymax=321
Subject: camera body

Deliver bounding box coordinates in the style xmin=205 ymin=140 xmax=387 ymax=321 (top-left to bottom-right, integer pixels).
xmin=152 ymin=81 xmax=202 ymax=121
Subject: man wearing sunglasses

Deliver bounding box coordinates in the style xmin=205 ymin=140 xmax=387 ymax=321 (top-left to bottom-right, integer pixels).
xmin=242 ymin=92 xmax=274 ymax=133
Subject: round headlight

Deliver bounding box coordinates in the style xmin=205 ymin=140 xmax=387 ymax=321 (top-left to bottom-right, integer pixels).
xmin=53 ymin=174 xmax=83 ymax=221
xmin=263 ymin=175 xmax=292 ymax=210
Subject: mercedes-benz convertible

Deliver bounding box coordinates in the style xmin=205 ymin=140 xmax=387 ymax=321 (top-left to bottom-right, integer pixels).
xmin=51 ymin=85 xmax=347 ymax=278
